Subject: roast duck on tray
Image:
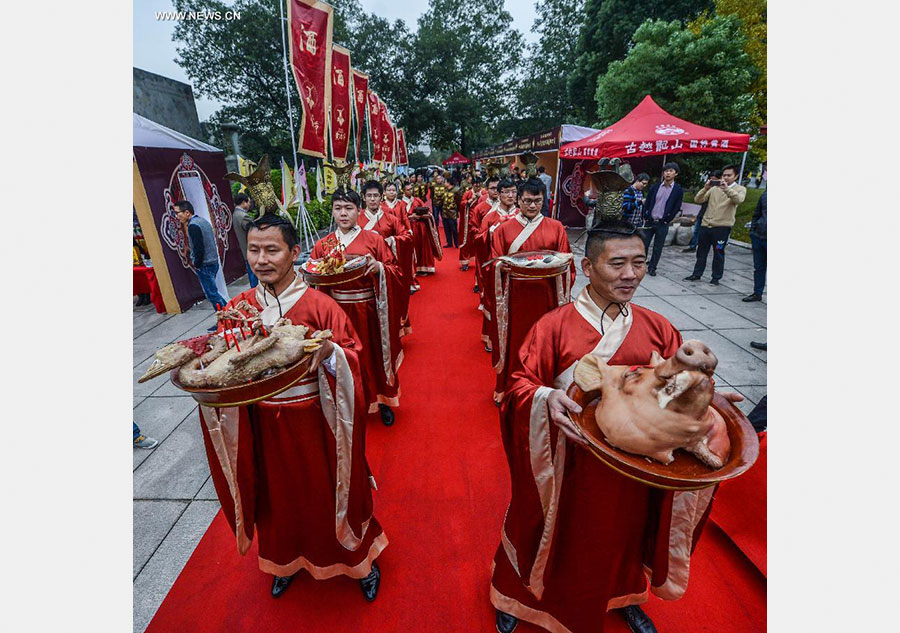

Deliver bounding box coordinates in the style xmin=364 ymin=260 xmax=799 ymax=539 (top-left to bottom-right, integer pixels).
xmin=571 ymin=340 xmax=732 ymax=469
xmin=138 ymin=300 xmax=332 ymax=390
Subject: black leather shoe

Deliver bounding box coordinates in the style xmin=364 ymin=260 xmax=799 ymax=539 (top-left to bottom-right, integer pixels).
xmin=495 ymin=609 xmax=519 ymax=633
xmin=271 ymin=574 xmax=295 ymax=598
xmin=621 ymin=605 xmax=657 ymax=633
xmin=742 ymin=294 xmax=762 ymax=302
xmin=709 ymin=279 xmax=720 ymax=285
xmin=683 ymin=275 xmax=700 ymax=281
xmin=359 ymin=561 xmax=381 ymax=602
xmin=379 ymin=404 xmax=395 ymax=426
xmin=682 ymin=246 xmax=696 ymax=252
xmin=647 ymin=269 xmax=657 ymax=276
xmin=750 ymin=341 xmax=767 ymax=351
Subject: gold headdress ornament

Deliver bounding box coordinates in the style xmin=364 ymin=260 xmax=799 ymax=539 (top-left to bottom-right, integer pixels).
xmin=224 ymin=155 xmax=283 ymax=216
xmin=587 ymin=157 xmax=635 ymax=224
xmin=519 ymin=151 xmax=539 ymax=178
xmin=324 ymin=159 xmax=354 ymax=190
xmin=483 ymin=159 xmax=504 ymax=178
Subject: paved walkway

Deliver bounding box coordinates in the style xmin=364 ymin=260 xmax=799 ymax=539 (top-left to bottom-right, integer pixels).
xmin=132 ymin=236 xmax=765 ymax=632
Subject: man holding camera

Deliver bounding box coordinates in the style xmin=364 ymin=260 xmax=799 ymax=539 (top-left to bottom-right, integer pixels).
xmin=684 ymin=164 xmax=747 ymax=286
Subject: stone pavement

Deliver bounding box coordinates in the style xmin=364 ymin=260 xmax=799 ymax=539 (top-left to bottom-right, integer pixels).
xmin=132 ymin=236 xmax=765 ymax=632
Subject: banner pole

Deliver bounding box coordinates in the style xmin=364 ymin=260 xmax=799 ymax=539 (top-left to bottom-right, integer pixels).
xmin=279 ymin=0 xmax=300 ymax=174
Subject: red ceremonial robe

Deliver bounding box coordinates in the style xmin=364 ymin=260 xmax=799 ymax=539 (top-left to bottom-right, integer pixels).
xmin=477 ymin=204 xmax=518 ymax=347
xmin=469 ymin=196 xmax=494 ymax=293
xmin=457 ymin=188 xmax=482 ymax=265
xmin=311 ymin=228 xmax=404 ymax=412
xmin=409 ymin=198 xmax=444 ymax=274
xmin=490 ymin=290 xmax=714 ymax=633
xmin=381 ymin=198 xmax=411 ymax=231
xmin=360 ymin=209 xmax=414 ymax=336
xmin=198 ymin=276 xmax=387 ymax=579
xmin=489 ymin=215 xmax=576 ymax=401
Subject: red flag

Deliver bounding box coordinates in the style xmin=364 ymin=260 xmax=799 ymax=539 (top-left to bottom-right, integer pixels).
xmin=397 ymin=128 xmax=409 ymax=166
xmin=368 ymin=91 xmax=382 ymax=161
xmin=378 ymin=97 xmax=395 ymax=164
xmin=351 ymin=69 xmax=368 ymax=160
xmin=329 ymin=45 xmax=352 ymax=161
xmin=288 ymin=0 xmax=334 ymax=159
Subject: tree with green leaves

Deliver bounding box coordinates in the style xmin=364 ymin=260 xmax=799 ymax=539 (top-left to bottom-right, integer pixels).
xmin=567 ymin=0 xmax=712 ymax=124
xmin=594 ymin=16 xmax=758 ymax=184
xmin=410 ymin=0 xmax=523 ymax=155
xmin=516 ymin=0 xmax=586 ymax=135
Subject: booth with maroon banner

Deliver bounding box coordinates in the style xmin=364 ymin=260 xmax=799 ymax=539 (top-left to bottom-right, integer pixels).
xmin=442 ymin=151 xmax=470 ymax=166
xmin=556 ymin=95 xmax=750 ymax=227
xmin=132 ymin=113 xmax=245 ymax=314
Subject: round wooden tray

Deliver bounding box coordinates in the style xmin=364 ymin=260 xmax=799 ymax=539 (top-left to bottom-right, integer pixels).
xmin=301 ymin=253 xmax=367 ymax=286
xmin=170 ymin=353 xmax=314 ymax=408
xmin=500 ymin=250 xmax=573 ymax=279
xmin=565 ymin=383 xmax=759 ymax=490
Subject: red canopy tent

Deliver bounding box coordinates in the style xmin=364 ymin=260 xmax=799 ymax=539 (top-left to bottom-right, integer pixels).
xmin=560 ymin=95 xmax=750 ymax=160
xmin=442 ymin=151 xmax=470 ymax=166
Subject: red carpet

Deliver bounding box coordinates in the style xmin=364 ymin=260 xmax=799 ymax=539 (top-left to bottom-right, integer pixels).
xmin=146 ymin=245 xmax=766 ymax=633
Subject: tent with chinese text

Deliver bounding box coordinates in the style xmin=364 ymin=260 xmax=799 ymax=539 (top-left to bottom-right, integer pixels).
xmin=555 ymin=96 xmax=750 ymax=227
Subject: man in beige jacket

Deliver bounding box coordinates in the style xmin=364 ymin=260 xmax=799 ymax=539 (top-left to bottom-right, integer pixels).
xmin=683 ymin=164 xmax=746 ymax=285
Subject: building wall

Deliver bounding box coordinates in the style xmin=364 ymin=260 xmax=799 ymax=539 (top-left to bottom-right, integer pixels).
xmin=133 ymin=67 xmax=204 ymax=140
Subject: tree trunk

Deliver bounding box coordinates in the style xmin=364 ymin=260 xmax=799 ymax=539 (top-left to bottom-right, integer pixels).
xmin=460 ymin=125 xmax=467 ymax=157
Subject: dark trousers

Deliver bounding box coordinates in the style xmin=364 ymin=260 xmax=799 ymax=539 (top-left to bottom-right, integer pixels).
xmin=195 ymin=261 xmax=228 ymax=309
xmin=432 ymin=205 xmax=442 ymax=228
xmin=751 ymin=235 xmax=767 ymax=296
xmin=443 ymin=218 xmax=459 ymax=247
xmin=246 ymin=261 xmax=259 ymax=288
xmin=641 ymin=223 xmax=669 ymax=272
xmin=692 ymin=226 xmax=731 ymax=281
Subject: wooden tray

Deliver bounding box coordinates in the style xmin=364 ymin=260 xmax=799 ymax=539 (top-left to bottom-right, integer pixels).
xmin=170 ymin=353 xmax=314 ymax=408
xmin=301 ymin=253 xmax=367 ymax=286
xmin=566 ymin=383 xmax=759 ymax=490
xmin=500 ymin=250 xmax=573 ymax=279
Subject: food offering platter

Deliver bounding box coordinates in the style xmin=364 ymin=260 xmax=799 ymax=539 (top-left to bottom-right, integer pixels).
xmin=301 ymin=253 xmax=367 ymax=286
xmin=566 ymin=383 xmax=759 ymax=490
xmin=499 ymin=250 xmax=573 ymax=279
xmin=171 ymin=352 xmax=314 ymax=408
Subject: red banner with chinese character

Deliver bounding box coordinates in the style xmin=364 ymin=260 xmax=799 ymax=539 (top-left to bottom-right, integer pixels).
xmin=368 ymin=91 xmax=383 ymax=161
xmin=396 ymin=128 xmax=408 ymax=165
xmin=288 ymin=0 xmax=333 ymax=159
xmin=351 ymin=69 xmax=368 ymax=159
xmin=378 ymin=97 xmax=395 ymax=164
xmin=329 ymin=45 xmax=352 ymax=161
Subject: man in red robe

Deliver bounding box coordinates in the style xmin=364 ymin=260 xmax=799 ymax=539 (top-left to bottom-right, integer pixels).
xmin=408 ymin=181 xmax=444 ymax=277
xmin=488 ymin=178 xmax=576 ymax=404
xmin=199 ymin=214 xmax=386 ymax=601
xmin=381 ymin=180 xmax=412 ymax=231
xmin=470 ymin=176 xmax=499 ymax=295
xmin=491 ymin=219 xmax=743 ymax=633
xmin=477 ymin=178 xmax=519 ymax=354
xmin=457 ymin=177 xmax=484 ymax=271
xmin=363 ymin=180 xmax=414 ymax=337
xmin=400 ymin=180 xmax=424 ymax=293
xmin=310 ymin=188 xmax=405 ymax=427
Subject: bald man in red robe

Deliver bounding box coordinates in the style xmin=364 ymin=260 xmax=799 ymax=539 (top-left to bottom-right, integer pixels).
xmin=198 ymin=214 xmax=386 ymax=602
xmin=491 ymin=220 xmax=743 ymax=633
xmin=488 ymin=178 xmax=576 ymax=403
xmin=408 ymin=183 xmax=444 ymax=276
xmin=310 ymin=187 xmax=405 ymax=427
xmin=362 ymin=180 xmax=414 ymax=337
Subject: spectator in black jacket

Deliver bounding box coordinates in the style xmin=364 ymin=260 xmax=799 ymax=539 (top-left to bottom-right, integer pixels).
xmin=743 ymin=190 xmax=767 ymax=302
xmin=641 ymin=162 xmax=684 ymax=276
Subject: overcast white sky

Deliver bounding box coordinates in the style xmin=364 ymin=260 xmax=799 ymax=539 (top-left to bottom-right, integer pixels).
xmin=133 ymin=0 xmax=539 ymax=120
